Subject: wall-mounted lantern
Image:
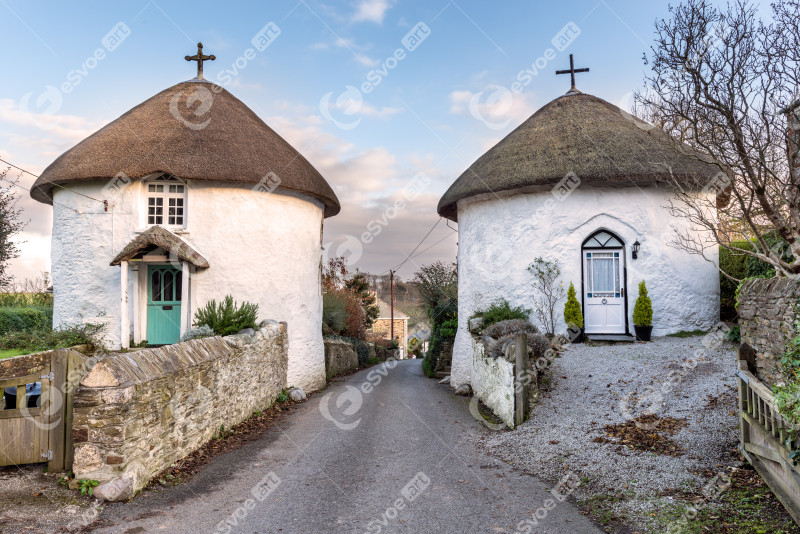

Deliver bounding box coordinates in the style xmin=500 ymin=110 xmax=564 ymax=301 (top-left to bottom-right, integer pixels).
xmin=632 ymin=240 xmax=641 ymax=260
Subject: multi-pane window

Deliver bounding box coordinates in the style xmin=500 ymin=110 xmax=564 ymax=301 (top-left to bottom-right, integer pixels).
xmin=146 ymin=177 xmax=186 ymax=227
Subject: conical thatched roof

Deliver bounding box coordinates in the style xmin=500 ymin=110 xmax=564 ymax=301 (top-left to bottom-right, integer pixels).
xmin=438 ymin=91 xmax=721 ymax=221
xmin=31 ymin=80 xmax=340 ymax=217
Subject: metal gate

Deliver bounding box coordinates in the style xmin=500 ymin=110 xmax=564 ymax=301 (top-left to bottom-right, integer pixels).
xmin=0 ymin=349 xmax=86 ymax=471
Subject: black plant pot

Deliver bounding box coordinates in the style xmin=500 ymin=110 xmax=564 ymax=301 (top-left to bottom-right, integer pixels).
xmin=634 ymin=325 xmax=653 ymax=342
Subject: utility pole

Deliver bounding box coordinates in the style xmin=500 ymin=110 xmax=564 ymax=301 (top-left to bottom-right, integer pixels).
xmin=390 ymin=270 xmax=394 ymax=342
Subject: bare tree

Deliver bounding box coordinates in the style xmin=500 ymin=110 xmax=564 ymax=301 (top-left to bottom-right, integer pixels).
xmin=527 ymin=258 xmax=563 ymax=335
xmin=636 ymin=0 xmax=800 ymax=277
xmin=0 ymin=169 xmax=25 ymax=290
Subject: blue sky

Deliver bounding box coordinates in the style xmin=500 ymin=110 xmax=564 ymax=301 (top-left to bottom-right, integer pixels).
xmin=0 ymin=0 xmax=763 ymax=282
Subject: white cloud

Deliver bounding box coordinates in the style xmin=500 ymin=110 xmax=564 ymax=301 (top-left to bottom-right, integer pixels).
xmin=0 ymin=99 xmax=106 ymax=144
xmin=351 ymin=0 xmax=393 ymax=24
xmin=448 ymin=87 xmax=538 ymax=126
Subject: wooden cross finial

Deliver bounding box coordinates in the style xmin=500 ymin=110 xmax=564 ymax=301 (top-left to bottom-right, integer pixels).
xmin=185 ymin=42 xmax=215 ymax=80
xmin=556 ymin=54 xmax=589 ymax=92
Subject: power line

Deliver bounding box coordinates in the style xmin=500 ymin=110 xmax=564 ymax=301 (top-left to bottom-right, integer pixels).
xmin=0 ymin=157 xmax=106 ymax=204
xmin=407 ymin=227 xmax=457 ymax=263
xmin=381 ymin=217 xmax=442 ymax=275
xmin=0 ymin=175 xmax=82 ymax=215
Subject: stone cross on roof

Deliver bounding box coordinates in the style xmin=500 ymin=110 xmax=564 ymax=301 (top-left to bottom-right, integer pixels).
xmin=185 ymin=42 xmax=215 ymax=80
xmin=556 ymin=54 xmax=589 ymax=92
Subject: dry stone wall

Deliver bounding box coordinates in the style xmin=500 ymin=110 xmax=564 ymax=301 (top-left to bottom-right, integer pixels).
xmin=71 ymin=323 xmax=287 ymax=501
xmin=323 ymin=338 xmax=359 ymax=380
xmin=738 ymin=278 xmax=800 ymax=387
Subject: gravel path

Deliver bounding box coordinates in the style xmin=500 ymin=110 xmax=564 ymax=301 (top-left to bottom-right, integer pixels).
xmin=480 ymin=335 xmax=740 ymax=533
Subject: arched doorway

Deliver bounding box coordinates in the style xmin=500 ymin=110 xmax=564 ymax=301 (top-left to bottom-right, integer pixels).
xmin=582 ymin=230 xmax=627 ymax=335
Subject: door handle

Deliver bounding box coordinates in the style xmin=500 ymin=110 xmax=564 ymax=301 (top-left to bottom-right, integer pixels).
xmin=602 ymin=299 xmax=608 ymax=305
xmin=621 ymin=287 xmax=625 ymax=297
xmin=162 ymin=306 xmax=173 ymax=311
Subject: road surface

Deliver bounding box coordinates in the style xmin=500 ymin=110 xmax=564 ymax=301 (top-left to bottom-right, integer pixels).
xmin=92 ymin=359 xmax=602 ymax=534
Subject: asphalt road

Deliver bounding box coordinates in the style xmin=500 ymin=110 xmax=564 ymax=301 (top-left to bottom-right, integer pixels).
xmin=92 ymin=360 xmax=602 ymax=534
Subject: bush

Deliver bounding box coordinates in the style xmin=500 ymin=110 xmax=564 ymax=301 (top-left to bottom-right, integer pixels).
xmin=0 ymin=323 xmax=105 ymax=353
xmin=194 ymin=296 xmax=262 ymax=337
xmin=0 ymin=293 xmax=53 ymax=307
xmin=438 ymin=318 xmax=458 ymax=341
xmin=322 ymin=292 xmax=347 ymax=335
xmin=477 ymin=299 xmax=531 ymax=329
xmin=355 ymin=339 xmax=370 ymax=367
xmin=773 ymin=308 xmax=800 ymax=428
xmin=633 ymin=281 xmax=653 ymax=326
xmin=484 ymin=319 xmax=539 ymax=340
xmin=0 ymin=306 xmax=53 ymax=335
xmin=719 ymin=241 xmax=754 ymax=319
xmin=563 ymin=282 xmax=584 ymax=329
xmin=181 ymin=325 xmax=215 ymax=342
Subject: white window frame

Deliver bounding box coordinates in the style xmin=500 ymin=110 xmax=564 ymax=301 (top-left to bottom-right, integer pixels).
xmin=144 ymin=174 xmax=187 ymax=229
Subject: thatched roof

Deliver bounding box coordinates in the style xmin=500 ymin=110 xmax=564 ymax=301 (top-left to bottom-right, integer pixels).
xmin=438 ymin=91 xmax=722 ymax=221
xmin=31 ymin=80 xmax=340 ymax=217
xmin=110 ymin=226 xmax=209 ymax=269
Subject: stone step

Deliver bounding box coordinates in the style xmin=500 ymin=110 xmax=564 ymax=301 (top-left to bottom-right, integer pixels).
xmin=586 ymin=334 xmax=637 ymax=345
xmin=434 ymin=371 xmax=450 ymax=379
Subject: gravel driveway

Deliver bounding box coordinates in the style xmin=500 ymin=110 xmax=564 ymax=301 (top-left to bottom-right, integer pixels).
xmin=480 ymin=335 xmax=741 ymax=533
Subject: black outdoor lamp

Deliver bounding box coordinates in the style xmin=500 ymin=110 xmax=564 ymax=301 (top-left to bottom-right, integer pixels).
xmin=632 ymin=240 xmax=641 ymax=259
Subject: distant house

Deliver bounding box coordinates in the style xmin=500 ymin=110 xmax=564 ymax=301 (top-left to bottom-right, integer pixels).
xmin=371 ymin=299 xmax=409 ymax=358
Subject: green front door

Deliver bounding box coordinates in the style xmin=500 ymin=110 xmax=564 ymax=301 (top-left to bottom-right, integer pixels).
xmin=146 ymin=265 xmax=182 ymax=345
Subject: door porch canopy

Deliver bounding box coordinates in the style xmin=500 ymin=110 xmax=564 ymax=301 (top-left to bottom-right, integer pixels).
xmin=110 ymin=226 xmax=209 ymax=269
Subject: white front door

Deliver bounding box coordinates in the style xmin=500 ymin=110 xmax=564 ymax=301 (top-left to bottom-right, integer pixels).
xmin=583 ymin=249 xmax=626 ymax=334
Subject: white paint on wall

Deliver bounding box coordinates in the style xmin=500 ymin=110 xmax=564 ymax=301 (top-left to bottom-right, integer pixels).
xmin=471 ymin=337 xmax=515 ymax=428
xmin=51 ymin=178 xmax=327 ymax=392
xmin=450 ymin=184 xmax=720 ymax=389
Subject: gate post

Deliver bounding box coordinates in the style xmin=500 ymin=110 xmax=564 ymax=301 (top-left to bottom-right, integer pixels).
xmin=514 ymin=333 xmax=529 ymax=428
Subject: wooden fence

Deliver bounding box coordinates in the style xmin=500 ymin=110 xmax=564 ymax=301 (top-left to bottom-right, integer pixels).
xmin=0 ymin=349 xmax=87 ymax=471
xmin=738 ymin=360 xmax=800 ymax=524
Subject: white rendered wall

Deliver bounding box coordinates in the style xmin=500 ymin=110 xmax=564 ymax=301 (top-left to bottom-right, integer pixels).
xmin=51 ymin=179 xmax=327 ymax=392
xmin=450 ymin=184 xmax=720 ymax=389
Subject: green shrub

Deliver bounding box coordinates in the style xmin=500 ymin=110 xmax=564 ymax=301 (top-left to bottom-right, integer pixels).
xmin=0 ymin=306 xmax=53 ymax=335
xmin=477 ymin=299 xmax=531 ymax=329
xmin=0 ymin=323 xmax=105 ymax=353
xmin=194 ymin=296 xmax=262 ymax=336
xmin=633 ymin=281 xmax=653 ymax=326
xmin=422 ymin=356 xmax=435 ymax=378
xmin=563 ymin=282 xmax=584 ymax=329
xmin=0 ymin=293 xmax=53 ymax=307
xmin=322 ymin=292 xmax=347 ymax=335
xmin=438 ymin=318 xmax=458 ymax=341
xmin=774 ymin=309 xmax=800 ymax=430
xmin=355 ymin=339 xmax=370 ymax=367
xmin=727 ymin=325 xmax=741 ymax=344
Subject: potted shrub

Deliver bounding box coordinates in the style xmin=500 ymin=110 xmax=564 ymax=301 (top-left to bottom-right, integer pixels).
xmin=633 ymin=280 xmax=653 ymax=341
xmin=563 ymin=282 xmax=584 ymax=343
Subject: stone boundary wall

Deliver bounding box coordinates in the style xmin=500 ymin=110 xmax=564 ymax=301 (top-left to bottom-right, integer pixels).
xmin=738 ymin=277 xmax=800 ymax=387
xmin=324 ymin=338 xmax=359 ymax=379
xmin=71 ymin=323 xmax=288 ymax=501
xmin=471 ymin=336 xmax=515 ymax=428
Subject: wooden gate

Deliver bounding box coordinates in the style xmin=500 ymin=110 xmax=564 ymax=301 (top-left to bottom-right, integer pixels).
xmin=738 ymin=360 xmax=800 ymax=524
xmin=0 ymin=349 xmax=86 ymax=471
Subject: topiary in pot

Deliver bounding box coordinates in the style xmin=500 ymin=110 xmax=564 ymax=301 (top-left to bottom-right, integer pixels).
xmin=563 ymin=282 xmax=584 ymax=342
xmin=633 ymin=280 xmax=653 ymax=341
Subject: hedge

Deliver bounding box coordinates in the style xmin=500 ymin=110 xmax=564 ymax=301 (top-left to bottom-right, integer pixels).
xmin=0 ymin=306 xmax=53 ymax=336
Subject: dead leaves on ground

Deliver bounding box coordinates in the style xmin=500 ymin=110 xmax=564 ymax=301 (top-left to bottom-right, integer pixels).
xmin=593 ymin=414 xmax=688 ymax=456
